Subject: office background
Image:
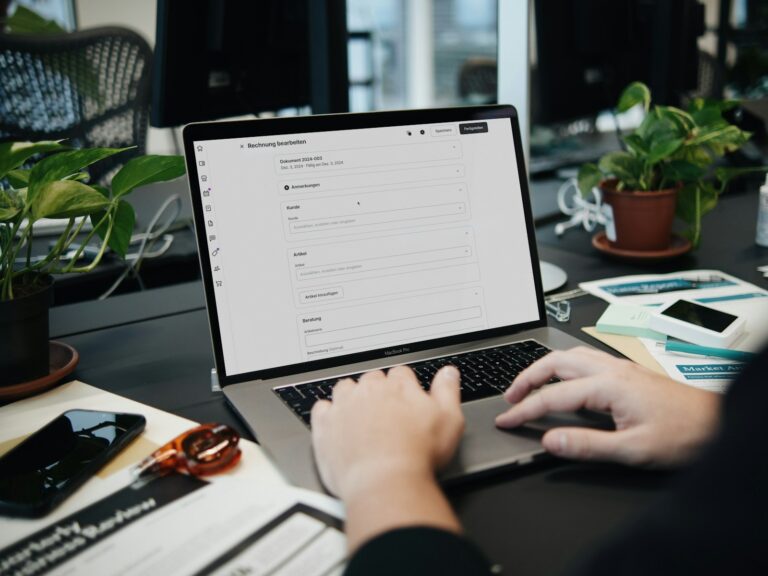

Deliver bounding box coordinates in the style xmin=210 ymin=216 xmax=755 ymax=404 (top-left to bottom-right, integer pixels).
xmin=15 ymin=0 xmax=767 ymax=158
xmin=2 ymin=2 xmax=767 ymax=573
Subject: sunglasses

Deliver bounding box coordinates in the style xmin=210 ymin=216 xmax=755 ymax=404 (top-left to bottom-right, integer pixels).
xmin=132 ymin=423 xmax=241 ymax=479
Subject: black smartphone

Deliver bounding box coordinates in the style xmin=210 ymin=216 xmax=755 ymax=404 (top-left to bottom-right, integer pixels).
xmin=0 ymin=409 xmax=146 ymax=518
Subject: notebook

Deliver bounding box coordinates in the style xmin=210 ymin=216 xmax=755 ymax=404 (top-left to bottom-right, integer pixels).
xmin=183 ymin=106 xmax=603 ymax=491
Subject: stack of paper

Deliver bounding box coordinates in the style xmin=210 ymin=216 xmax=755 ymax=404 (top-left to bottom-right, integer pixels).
xmin=581 ymin=270 xmax=768 ymax=392
xmin=0 ymin=381 xmax=347 ymax=575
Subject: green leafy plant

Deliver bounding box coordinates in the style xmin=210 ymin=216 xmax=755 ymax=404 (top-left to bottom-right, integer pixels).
xmin=3 ymin=5 xmax=66 ymax=34
xmin=577 ymin=81 xmax=761 ymax=247
xmin=0 ymin=142 xmax=185 ymax=301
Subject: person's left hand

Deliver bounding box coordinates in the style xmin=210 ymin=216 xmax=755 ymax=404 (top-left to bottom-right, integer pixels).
xmin=311 ymin=365 xmax=464 ymax=500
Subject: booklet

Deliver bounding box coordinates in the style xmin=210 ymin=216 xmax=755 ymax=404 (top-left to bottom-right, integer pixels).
xmin=0 ymin=474 xmax=346 ymax=576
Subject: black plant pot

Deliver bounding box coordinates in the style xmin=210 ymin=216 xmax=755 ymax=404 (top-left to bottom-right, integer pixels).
xmin=0 ymin=275 xmax=54 ymax=386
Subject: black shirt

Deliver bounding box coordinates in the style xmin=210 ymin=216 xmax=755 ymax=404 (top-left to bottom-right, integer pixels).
xmin=345 ymin=347 xmax=768 ymax=575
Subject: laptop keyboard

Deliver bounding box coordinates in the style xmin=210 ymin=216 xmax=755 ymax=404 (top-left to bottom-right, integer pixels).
xmin=273 ymin=339 xmax=553 ymax=427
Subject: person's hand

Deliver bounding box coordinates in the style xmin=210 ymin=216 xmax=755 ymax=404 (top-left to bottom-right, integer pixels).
xmin=311 ymin=365 xmax=464 ymax=500
xmin=495 ymin=347 xmax=722 ymax=468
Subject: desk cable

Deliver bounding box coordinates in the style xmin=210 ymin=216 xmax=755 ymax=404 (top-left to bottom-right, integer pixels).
xmin=99 ymin=193 xmax=183 ymax=300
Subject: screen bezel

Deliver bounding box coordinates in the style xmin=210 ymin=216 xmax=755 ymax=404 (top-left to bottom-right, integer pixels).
xmin=183 ymin=106 xmax=547 ymax=386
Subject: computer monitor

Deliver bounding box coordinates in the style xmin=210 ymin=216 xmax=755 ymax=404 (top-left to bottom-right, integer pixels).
xmin=532 ymin=0 xmax=705 ymax=126
xmin=151 ymin=0 xmax=312 ymax=128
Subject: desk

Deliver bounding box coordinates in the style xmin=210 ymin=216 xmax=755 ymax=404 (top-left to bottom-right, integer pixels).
xmin=43 ymin=189 xmax=767 ymax=576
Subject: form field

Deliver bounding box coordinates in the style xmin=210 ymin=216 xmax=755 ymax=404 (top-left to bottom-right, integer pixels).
xmin=290 ymin=228 xmax=476 ymax=281
xmin=282 ymin=183 xmax=470 ymax=239
xmin=289 ymin=203 xmax=466 ymax=234
xmin=305 ymin=306 xmax=482 ymax=347
xmin=296 ymin=246 xmax=471 ymax=280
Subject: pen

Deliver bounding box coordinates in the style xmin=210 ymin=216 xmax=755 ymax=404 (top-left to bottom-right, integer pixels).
xmin=662 ymin=338 xmax=757 ymax=363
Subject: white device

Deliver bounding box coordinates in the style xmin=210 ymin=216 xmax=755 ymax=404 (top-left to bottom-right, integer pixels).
xmin=649 ymin=299 xmax=746 ymax=348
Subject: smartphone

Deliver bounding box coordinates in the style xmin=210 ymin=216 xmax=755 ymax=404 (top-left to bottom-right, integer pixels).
xmin=0 ymin=409 xmax=146 ymax=518
xmin=649 ymin=299 xmax=745 ymax=348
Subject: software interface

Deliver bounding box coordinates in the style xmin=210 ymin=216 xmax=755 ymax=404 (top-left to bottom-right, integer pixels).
xmin=194 ymin=118 xmax=540 ymax=376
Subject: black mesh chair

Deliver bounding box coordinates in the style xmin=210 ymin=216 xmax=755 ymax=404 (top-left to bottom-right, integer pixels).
xmin=458 ymin=57 xmax=498 ymax=105
xmin=0 ymin=27 xmax=152 ymax=183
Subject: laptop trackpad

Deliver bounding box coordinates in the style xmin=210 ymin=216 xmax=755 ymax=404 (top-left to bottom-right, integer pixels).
xmin=440 ymin=398 xmax=615 ymax=483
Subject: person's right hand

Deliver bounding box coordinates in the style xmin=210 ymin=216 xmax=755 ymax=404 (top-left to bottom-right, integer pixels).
xmin=495 ymin=347 xmax=722 ymax=468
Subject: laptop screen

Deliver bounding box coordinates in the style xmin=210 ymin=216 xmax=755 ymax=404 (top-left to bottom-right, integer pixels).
xmin=187 ymin=109 xmax=543 ymax=380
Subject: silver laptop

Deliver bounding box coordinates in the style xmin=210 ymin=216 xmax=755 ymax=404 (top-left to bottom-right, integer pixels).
xmin=183 ymin=106 xmax=601 ymax=491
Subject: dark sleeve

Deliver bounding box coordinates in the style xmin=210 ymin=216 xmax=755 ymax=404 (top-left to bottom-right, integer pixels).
xmin=570 ymin=345 xmax=768 ymax=576
xmin=344 ymin=527 xmax=493 ymax=576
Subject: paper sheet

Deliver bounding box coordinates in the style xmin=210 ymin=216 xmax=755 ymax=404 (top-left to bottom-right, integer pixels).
xmin=581 ymin=327 xmax=666 ymax=375
xmin=636 ymin=337 xmax=741 ymax=393
xmin=0 ymin=380 xmax=288 ymax=550
xmin=579 ymin=269 xmax=767 ymax=308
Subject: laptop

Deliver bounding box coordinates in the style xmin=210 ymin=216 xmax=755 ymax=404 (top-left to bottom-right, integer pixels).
xmin=183 ymin=106 xmax=602 ymax=491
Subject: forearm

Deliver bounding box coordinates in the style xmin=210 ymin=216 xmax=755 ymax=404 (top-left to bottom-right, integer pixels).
xmin=343 ymin=464 xmax=461 ymax=553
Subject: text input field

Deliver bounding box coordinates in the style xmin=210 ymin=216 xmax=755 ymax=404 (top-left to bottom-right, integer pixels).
xmin=289 ymin=203 xmax=466 ymax=233
xmin=296 ymin=245 xmax=472 ymax=280
xmin=282 ymin=183 xmax=469 ymax=238
xmin=305 ymin=306 xmax=482 ymax=347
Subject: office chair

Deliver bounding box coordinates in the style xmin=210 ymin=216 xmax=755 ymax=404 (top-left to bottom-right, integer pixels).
xmin=458 ymin=57 xmax=497 ymax=105
xmin=0 ymin=26 xmax=152 ymax=183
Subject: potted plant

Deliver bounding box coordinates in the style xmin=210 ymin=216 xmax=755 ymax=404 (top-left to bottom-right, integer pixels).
xmin=577 ymin=81 xmax=758 ymax=252
xmin=0 ymin=141 xmax=185 ymax=385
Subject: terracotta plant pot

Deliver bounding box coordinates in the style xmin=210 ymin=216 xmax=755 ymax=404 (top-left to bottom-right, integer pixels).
xmin=601 ymin=179 xmax=679 ymax=251
xmin=0 ymin=275 xmax=53 ymax=386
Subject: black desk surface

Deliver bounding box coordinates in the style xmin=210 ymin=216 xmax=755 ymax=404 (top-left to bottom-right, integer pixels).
xmin=47 ymin=188 xmax=768 ymax=576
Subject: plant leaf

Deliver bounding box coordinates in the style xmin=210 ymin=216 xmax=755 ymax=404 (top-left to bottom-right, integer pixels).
xmin=688 ymin=97 xmax=739 ymax=115
xmin=0 ymin=189 xmax=23 ymax=222
xmin=111 ymin=155 xmax=186 ymax=198
xmin=648 ymin=137 xmax=684 ymax=165
xmin=690 ymin=104 xmax=724 ymax=128
xmin=598 ymin=151 xmax=643 ymax=188
xmin=31 ymin=181 xmax=111 ymax=220
xmin=622 ymin=134 xmax=649 ymax=156
xmin=91 ymin=201 xmax=134 ymax=257
xmin=92 ymin=184 xmax=110 ymax=198
xmin=109 ymin=201 xmax=136 ymax=258
xmin=617 ymin=81 xmax=651 ymax=113
xmin=0 ymin=206 xmax=20 ymax=221
xmin=676 ymin=182 xmax=719 ymax=248
xmin=5 ymin=169 xmax=30 ymax=188
xmin=5 ymin=5 xmax=65 ymax=34
xmin=656 ymin=106 xmax=695 ymax=132
xmin=662 ymin=160 xmax=706 ymax=182
xmin=0 ymin=141 xmax=68 ymax=181
xmin=689 ymin=124 xmax=749 ymax=151
xmin=714 ymin=166 xmax=768 ymax=186
xmin=678 ymin=145 xmax=712 ymax=167
xmin=64 ymin=172 xmax=91 ymax=183
xmin=28 ymin=147 xmax=130 ymax=205
xmin=577 ymin=163 xmax=602 ymax=197
xmin=91 ymin=200 xmax=135 ymax=258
